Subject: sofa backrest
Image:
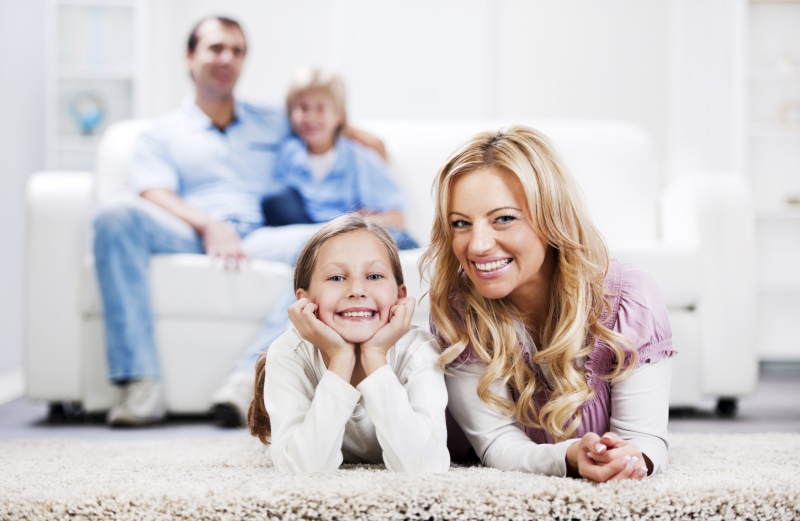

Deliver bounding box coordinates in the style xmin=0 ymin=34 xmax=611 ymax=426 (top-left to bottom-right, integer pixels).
xmin=94 ymin=118 xmax=660 ymax=248
xmin=94 ymin=118 xmax=153 ymax=203
xmin=362 ymin=120 xmax=660 ymax=248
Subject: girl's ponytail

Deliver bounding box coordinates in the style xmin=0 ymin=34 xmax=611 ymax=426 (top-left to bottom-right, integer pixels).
xmin=247 ymin=352 xmax=271 ymax=444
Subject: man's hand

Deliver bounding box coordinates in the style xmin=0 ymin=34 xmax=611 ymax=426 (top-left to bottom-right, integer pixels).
xmin=140 ymin=188 xmax=250 ymax=270
xmin=199 ymin=220 xmax=250 ymax=270
xmin=360 ymin=297 xmax=415 ymax=374
xmin=289 ymin=298 xmax=356 ymax=382
xmin=566 ymin=432 xmax=649 ymax=482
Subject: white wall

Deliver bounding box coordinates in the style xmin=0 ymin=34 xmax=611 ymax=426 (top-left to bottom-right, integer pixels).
xmin=668 ymin=0 xmax=745 ymax=177
xmin=496 ymin=2 xmax=670 ymax=156
xmin=0 ymin=0 xmax=46 ymax=373
xmin=143 ymin=0 xmax=671 ymax=164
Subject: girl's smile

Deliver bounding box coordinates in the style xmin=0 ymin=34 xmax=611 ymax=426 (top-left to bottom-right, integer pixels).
xmin=297 ymin=229 xmax=406 ymax=344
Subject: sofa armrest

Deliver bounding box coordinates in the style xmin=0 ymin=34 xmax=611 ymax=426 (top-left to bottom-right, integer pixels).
xmin=399 ymin=248 xmax=429 ymax=328
xmin=661 ymin=173 xmax=758 ymax=396
xmin=25 ymin=171 xmax=95 ymax=401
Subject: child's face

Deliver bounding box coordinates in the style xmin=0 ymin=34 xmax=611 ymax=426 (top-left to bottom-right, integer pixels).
xmin=289 ymin=89 xmax=344 ymax=154
xmin=297 ymin=230 xmax=406 ymax=344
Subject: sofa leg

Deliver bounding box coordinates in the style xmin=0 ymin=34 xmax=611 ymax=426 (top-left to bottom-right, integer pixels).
xmin=716 ymin=397 xmax=738 ymax=418
xmin=47 ymin=401 xmax=84 ymax=423
xmin=669 ymin=406 xmax=696 ymax=419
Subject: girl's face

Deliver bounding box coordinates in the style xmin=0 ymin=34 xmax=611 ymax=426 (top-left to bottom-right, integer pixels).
xmin=289 ymin=89 xmax=344 ymax=155
xmin=297 ymin=230 xmax=406 ymax=344
xmin=447 ymin=167 xmax=553 ymax=308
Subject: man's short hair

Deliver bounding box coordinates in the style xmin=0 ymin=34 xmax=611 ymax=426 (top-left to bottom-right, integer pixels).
xmin=187 ymin=16 xmax=246 ymax=54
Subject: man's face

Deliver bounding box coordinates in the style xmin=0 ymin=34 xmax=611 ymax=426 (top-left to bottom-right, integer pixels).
xmin=186 ymin=20 xmax=246 ymax=101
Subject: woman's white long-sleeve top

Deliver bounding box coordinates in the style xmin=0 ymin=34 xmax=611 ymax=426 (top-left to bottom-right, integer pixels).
xmin=264 ymin=326 xmax=450 ymax=474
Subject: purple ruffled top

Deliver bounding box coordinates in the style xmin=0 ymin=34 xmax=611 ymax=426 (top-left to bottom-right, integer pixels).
xmin=438 ymin=261 xmax=677 ymax=444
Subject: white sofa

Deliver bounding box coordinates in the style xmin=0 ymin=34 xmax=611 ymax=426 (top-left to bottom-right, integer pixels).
xmin=25 ymin=118 xmax=758 ymax=417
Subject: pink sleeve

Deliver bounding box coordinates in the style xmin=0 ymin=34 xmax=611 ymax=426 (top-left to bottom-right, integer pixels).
xmin=613 ymin=262 xmax=677 ymax=367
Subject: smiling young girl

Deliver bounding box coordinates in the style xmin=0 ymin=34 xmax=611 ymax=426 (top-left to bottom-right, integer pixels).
xmin=248 ymin=213 xmax=449 ymax=474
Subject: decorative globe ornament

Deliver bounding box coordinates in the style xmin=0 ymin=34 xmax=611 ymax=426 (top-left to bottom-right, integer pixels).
xmin=69 ymin=93 xmax=105 ymax=135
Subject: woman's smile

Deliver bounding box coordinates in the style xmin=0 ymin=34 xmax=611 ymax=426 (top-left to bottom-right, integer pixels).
xmin=448 ymin=167 xmax=552 ymax=307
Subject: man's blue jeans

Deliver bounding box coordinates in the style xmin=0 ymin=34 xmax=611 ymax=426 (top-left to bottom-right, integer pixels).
xmin=93 ymin=197 xmax=321 ymax=382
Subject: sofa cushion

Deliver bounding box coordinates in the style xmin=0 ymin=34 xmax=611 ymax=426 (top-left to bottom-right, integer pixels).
xmin=82 ymin=254 xmax=293 ymax=321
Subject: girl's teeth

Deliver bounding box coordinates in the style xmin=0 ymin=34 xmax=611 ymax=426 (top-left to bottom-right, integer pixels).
xmin=475 ymin=259 xmax=510 ymax=271
xmin=341 ymin=311 xmax=373 ymax=318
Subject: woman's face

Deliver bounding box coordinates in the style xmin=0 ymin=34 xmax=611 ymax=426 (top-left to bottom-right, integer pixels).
xmin=447 ymin=167 xmax=552 ymax=306
xmin=297 ymin=230 xmax=406 ymax=344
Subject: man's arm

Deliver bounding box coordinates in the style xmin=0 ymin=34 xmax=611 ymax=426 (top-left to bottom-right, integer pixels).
xmin=141 ymin=188 xmax=249 ymax=269
xmin=342 ymin=126 xmax=387 ymax=160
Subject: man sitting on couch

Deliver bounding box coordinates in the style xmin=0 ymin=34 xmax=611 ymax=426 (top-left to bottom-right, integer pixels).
xmin=93 ymin=15 xmax=384 ymax=427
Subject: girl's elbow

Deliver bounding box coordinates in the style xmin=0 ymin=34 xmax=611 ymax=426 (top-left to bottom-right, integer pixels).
xmin=273 ymin=452 xmax=340 ymax=474
xmin=387 ymin=446 xmax=450 ymax=473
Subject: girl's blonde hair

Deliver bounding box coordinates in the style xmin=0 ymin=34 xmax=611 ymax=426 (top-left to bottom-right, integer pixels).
xmin=419 ymin=125 xmax=635 ymax=442
xmin=248 ymin=213 xmax=404 ymax=444
xmin=286 ymin=66 xmax=348 ymax=132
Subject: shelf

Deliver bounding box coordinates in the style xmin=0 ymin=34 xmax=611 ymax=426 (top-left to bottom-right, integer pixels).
xmin=749 ymin=69 xmax=800 ymax=81
xmin=757 ymin=208 xmax=800 ymax=220
xmin=759 ymin=282 xmax=800 ymax=293
xmin=57 ymin=135 xmax=101 ymax=151
xmin=46 ymin=0 xmax=143 ymax=170
xmin=57 ymin=66 xmax=135 ymax=80
xmin=57 ymin=0 xmax=134 ymax=7
xmin=747 ymin=0 xmax=800 ymax=359
xmin=749 ymin=122 xmax=800 ymax=137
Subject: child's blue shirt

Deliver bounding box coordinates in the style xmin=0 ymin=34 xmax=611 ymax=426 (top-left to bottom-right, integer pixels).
xmin=272 ymin=135 xmax=406 ymax=222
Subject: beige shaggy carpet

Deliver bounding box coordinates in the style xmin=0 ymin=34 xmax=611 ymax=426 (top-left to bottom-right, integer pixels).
xmin=1 ymin=432 xmax=798 ymax=520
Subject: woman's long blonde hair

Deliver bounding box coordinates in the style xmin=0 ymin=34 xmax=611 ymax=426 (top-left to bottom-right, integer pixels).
xmin=419 ymin=126 xmax=635 ymax=442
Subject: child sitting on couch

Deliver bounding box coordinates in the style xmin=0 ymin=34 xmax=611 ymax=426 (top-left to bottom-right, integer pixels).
xmin=262 ymin=67 xmax=418 ymax=250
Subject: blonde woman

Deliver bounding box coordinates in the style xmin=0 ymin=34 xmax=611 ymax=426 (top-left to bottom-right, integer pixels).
xmin=420 ymin=126 xmax=675 ymax=482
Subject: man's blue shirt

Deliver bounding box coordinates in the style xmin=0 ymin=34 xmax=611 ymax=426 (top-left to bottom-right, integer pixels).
xmin=272 ymin=135 xmax=405 ymax=223
xmin=131 ymin=97 xmax=290 ymax=227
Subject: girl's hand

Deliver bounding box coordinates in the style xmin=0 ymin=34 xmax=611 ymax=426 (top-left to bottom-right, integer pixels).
xmin=566 ymin=432 xmax=649 ymax=482
xmin=360 ymin=297 xmax=415 ymax=373
xmin=288 ymin=298 xmax=356 ymax=380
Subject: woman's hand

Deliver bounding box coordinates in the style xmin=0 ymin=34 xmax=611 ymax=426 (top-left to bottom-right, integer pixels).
xmin=360 ymin=297 xmax=415 ymax=374
xmin=288 ymin=298 xmax=356 ymax=381
xmin=566 ymin=432 xmax=649 ymax=482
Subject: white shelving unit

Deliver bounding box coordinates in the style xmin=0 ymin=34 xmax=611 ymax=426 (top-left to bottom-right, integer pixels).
xmin=745 ymin=0 xmax=800 ymax=360
xmin=45 ymin=0 xmax=146 ymax=171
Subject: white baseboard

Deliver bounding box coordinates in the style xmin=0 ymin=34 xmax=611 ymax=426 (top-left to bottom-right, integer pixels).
xmin=0 ymin=369 xmax=24 ymax=405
